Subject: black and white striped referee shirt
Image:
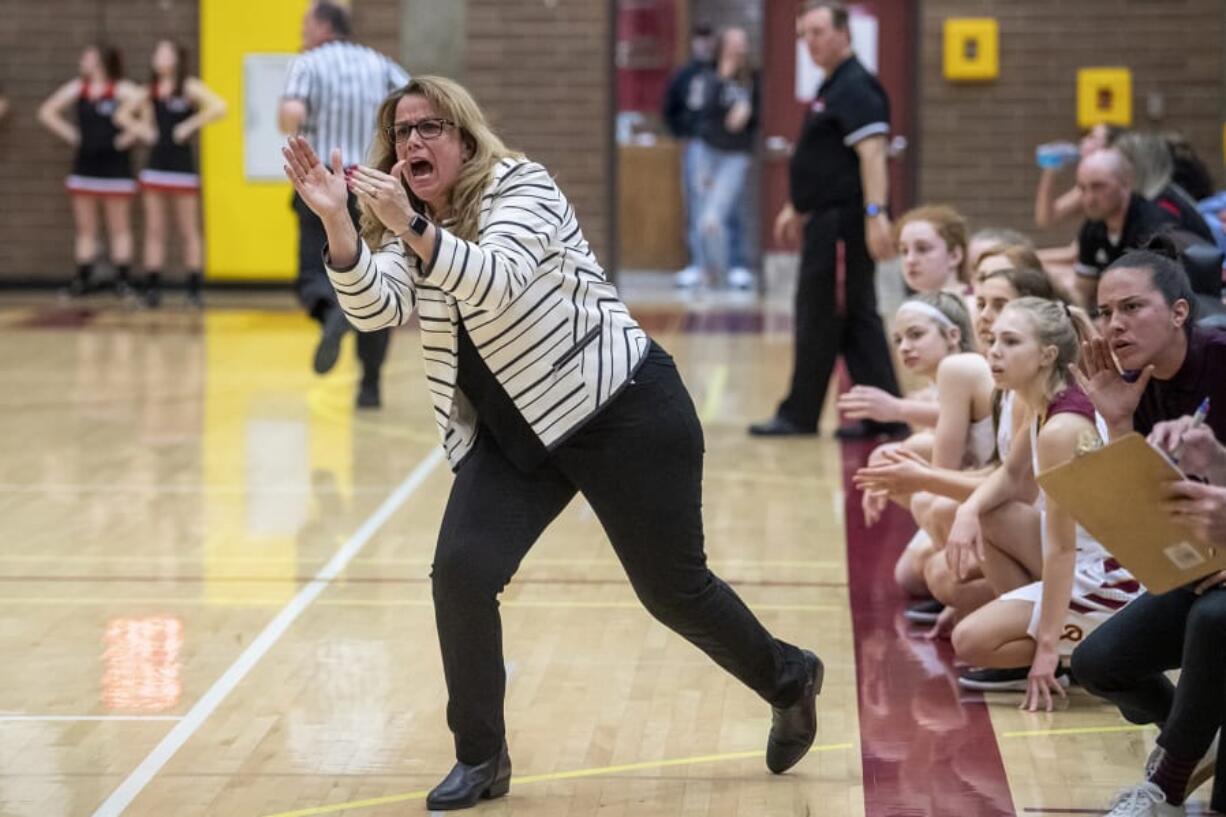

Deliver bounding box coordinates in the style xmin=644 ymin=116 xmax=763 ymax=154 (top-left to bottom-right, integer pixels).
xmin=282 ymin=40 xmax=410 ymax=167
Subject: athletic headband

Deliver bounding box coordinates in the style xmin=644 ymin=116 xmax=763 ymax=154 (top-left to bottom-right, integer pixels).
xmin=897 ymin=299 xmax=957 ymax=330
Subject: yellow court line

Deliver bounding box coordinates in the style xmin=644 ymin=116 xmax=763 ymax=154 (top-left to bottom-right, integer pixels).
xmin=260 ymin=741 xmax=855 ymax=817
xmin=0 ymin=597 xmax=843 ymax=612
xmin=1002 ymin=724 xmax=1156 ymax=739
xmin=699 ymin=364 xmax=728 ymax=422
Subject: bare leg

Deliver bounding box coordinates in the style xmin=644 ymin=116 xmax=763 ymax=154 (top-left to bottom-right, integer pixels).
xmin=951 ymin=599 xmax=1037 ymax=668
xmin=894 ymin=530 xmax=934 ymax=598
xmin=143 ymin=190 xmax=167 ymax=271
xmin=923 ymin=553 xmax=995 ymax=618
xmin=102 ymin=195 xmax=134 ymax=266
xmin=71 ymin=195 xmax=99 ymax=265
xmin=977 ymin=501 xmax=1042 ymax=595
xmin=172 ymin=192 xmax=203 ymax=270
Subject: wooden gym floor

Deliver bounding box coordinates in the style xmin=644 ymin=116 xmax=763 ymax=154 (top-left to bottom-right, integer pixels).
xmin=0 ymin=292 xmax=1187 ymax=816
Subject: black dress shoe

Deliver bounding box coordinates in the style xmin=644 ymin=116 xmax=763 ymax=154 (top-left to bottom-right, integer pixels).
xmin=748 ymin=416 xmax=818 ymax=437
xmin=313 ymin=308 xmax=350 ymax=375
xmin=426 ymin=743 xmax=511 ymax=811
xmin=356 ymin=380 xmax=380 ymax=409
xmin=766 ymin=649 xmax=824 ymax=774
xmin=833 ymin=420 xmax=910 ymax=440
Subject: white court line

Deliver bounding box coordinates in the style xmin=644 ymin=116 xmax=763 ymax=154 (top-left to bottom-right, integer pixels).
xmin=0 ymin=715 xmax=183 ymax=723
xmin=90 ymin=447 xmax=445 ymax=817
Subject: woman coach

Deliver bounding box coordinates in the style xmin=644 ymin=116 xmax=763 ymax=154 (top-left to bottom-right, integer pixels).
xmin=282 ymin=75 xmax=822 ymax=811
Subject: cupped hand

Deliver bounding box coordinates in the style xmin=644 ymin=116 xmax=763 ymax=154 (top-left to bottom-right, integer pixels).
xmin=282 ymin=136 xmax=349 ymax=221
xmin=347 ymin=161 xmax=418 ymax=235
xmin=1067 ymin=337 xmax=1153 ymax=431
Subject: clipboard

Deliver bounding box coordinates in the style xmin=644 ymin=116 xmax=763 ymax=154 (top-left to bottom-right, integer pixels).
xmin=1035 ymin=432 xmax=1226 ymax=594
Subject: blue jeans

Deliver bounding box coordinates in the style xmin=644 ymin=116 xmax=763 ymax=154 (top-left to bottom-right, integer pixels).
xmin=683 ymin=140 xmax=748 ymax=272
xmin=694 ymin=143 xmax=751 ymax=279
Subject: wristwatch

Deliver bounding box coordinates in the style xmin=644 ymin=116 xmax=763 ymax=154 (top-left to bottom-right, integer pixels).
xmin=864 ymin=203 xmax=885 ymax=218
xmin=408 ymin=213 xmax=430 ymax=236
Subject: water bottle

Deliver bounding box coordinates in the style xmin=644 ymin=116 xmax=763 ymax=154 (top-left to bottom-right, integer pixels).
xmin=1035 ymin=141 xmax=1079 ymax=170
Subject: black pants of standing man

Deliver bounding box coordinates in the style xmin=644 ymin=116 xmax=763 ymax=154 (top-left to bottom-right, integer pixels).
xmin=292 ymin=192 xmax=390 ymax=406
xmin=432 ymin=345 xmax=812 ymax=764
xmin=1070 ymin=586 xmax=1226 ymax=811
xmin=773 ymin=204 xmax=900 ymax=433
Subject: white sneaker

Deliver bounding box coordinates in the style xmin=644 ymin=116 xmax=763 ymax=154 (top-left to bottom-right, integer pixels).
xmin=1104 ymin=782 xmax=1184 ymax=816
xmin=727 ymin=267 xmax=755 ymax=290
xmin=1145 ymin=731 xmax=1219 ymax=799
xmin=674 ymin=266 xmax=705 ymax=289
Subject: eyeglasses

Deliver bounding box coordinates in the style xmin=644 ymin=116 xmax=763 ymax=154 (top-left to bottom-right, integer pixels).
xmin=385 ymin=118 xmax=453 ymax=144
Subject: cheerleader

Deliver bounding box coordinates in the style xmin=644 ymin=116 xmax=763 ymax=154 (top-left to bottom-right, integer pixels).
xmin=118 ymin=40 xmax=226 ymax=307
xmin=38 ymin=45 xmax=143 ymax=296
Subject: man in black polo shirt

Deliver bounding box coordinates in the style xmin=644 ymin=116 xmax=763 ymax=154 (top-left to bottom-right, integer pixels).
xmin=1074 ymin=148 xmax=1175 ymax=310
xmin=749 ymin=0 xmax=902 ymax=439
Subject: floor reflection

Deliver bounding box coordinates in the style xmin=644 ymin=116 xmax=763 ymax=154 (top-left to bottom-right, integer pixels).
xmin=841 ymin=438 xmax=1016 ymax=817
xmin=102 ymin=615 xmax=184 ymax=712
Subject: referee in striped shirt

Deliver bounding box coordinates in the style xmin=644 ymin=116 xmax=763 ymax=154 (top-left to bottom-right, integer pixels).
xmin=278 ymin=1 xmax=409 ymax=408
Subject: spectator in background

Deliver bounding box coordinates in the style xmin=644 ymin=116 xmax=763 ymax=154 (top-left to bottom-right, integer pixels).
xmin=1034 ymin=123 xmax=1122 ymax=231
xmin=1165 ymin=131 xmax=1217 ymax=201
xmin=1115 ymin=131 xmax=1214 ymax=244
xmin=38 ymin=45 xmax=144 ymax=297
xmin=116 ymin=40 xmax=227 ymax=308
xmin=1073 ymin=148 xmax=1175 ymax=310
xmin=749 ymin=0 xmax=903 ymax=439
xmin=662 ymin=23 xmax=717 ymax=289
xmin=967 ymin=227 xmax=1034 ymax=273
xmin=693 ymin=26 xmax=759 ymax=291
xmin=278 ymin=1 xmax=409 ymax=409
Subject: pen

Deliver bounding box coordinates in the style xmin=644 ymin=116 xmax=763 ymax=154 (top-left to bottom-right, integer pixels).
xmin=1171 ymin=397 xmax=1211 ymax=464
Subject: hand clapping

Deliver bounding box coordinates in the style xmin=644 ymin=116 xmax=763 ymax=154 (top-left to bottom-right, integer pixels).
xmin=346 ymin=161 xmax=418 ymax=236
xmin=282 ymin=136 xmax=350 ymax=221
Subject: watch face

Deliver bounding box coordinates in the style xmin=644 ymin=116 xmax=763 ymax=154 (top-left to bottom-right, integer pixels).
xmin=410 ymin=214 xmax=428 ymax=236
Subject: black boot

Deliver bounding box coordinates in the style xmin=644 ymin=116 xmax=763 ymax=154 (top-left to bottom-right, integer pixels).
xmin=425 ymin=742 xmax=511 ymax=811
xmin=356 ymin=378 xmax=380 ymax=409
xmin=143 ymin=271 xmax=162 ymax=308
xmin=114 ymin=264 xmax=133 ymax=298
xmin=66 ymin=263 xmax=94 ymax=297
xmin=186 ymin=270 xmax=204 ymax=308
xmin=765 ymin=649 xmax=824 ymax=774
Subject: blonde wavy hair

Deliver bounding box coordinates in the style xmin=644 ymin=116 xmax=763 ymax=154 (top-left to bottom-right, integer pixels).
xmin=360 ymin=76 xmax=523 ymax=245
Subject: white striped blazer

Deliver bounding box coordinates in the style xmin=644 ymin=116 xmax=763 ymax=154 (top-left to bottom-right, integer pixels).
xmin=325 ymin=157 xmax=650 ymax=469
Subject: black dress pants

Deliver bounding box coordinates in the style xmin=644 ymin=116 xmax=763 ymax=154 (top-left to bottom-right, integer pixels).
xmin=777 ymin=205 xmax=899 ymax=430
xmin=1070 ymin=587 xmax=1226 ymax=811
xmin=292 ymin=192 xmax=390 ymax=383
xmin=431 ymin=344 xmax=811 ymax=763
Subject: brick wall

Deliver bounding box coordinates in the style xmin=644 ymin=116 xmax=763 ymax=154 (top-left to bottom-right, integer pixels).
xmin=0 ymin=0 xmax=198 ymax=282
xmin=462 ymin=0 xmax=614 ymax=267
xmin=0 ymin=0 xmax=399 ymax=285
xmin=917 ymin=0 xmax=1226 ymax=246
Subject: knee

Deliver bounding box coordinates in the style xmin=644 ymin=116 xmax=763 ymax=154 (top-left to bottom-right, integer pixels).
xmin=894 ymin=547 xmax=929 ymax=597
xmin=630 ymin=572 xmax=708 ymax=625
xmin=1069 ymin=633 xmax=1115 ymax=693
xmin=950 ymin=618 xmax=988 ymax=664
xmin=431 ymin=545 xmax=504 ymax=602
xmin=923 ymin=554 xmax=954 ymax=605
xmin=910 ymin=492 xmax=934 ymax=525
xmin=1186 ymin=596 xmax=1226 ymax=644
